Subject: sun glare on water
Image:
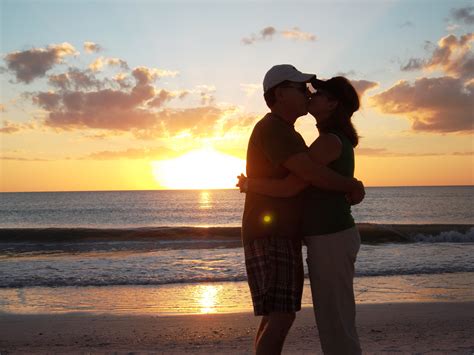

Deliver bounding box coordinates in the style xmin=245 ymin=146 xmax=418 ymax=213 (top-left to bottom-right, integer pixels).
xmin=151 ymin=148 xmax=246 ymax=190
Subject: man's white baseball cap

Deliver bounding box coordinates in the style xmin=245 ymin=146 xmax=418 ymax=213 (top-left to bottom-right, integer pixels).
xmin=263 ymin=64 xmax=315 ymax=93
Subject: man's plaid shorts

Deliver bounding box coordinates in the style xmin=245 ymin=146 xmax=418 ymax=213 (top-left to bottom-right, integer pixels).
xmin=244 ymin=237 xmax=304 ymax=316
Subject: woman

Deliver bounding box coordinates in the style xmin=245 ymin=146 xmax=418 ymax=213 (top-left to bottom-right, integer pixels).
xmin=238 ymin=76 xmax=362 ymax=355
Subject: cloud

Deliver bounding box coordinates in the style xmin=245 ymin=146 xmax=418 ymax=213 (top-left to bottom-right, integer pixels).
xmin=83 ymin=41 xmax=103 ymax=53
xmin=426 ymin=33 xmax=474 ymax=78
xmin=0 ymin=104 xmax=6 ymax=112
xmin=242 ymin=26 xmax=316 ymax=45
xmin=357 ymin=147 xmax=392 ymax=156
xmin=400 ymin=58 xmax=425 ymax=71
xmin=281 ymin=27 xmax=316 ymax=41
xmin=221 ymin=112 xmax=259 ymax=133
xmin=82 ymin=146 xmax=179 ymax=160
xmin=0 ymin=155 xmax=50 ymax=161
xmin=147 ymin=89 xmax=188 ymax=108
xmin=33 ymin=83 xmax=227 ymax=139
xmin=446 ymin=23 xmax=461 ymax=32
xmin=335 ymin=70 xmax=357 ymax=77
xmin=89 ymin=57 xmax=129 ymax=71
xmin=350 ymin=79 xmax=378 ymax=97
xmin=113 ymin=73 xmax=132 ymax=89
xmin=48 ymin=68 xmax=103 ymax=90
xmin=370 ymin=76 xmax=474 ymax=133
xmin=357 ymin=147 xmax=473 ymax=157
xmin=29 ymin=62 xmax=189 ymax=137
xmin=194 ymin=85 xmax=216 ymax=105
xmin=451 ymin=6 xmax=474 ymax=25
xmin=312 ymin=77 xmax=377 ymax=98
xmin=131 ymin=66 xmax=178 ymax=85
xmin=401 ymin=33 xmax=474 ymax=79
xmin=399 ymin=21 xmax=414 ymax=28
xmin=4 ymin=43 xmax=78 ymax=83
xmin=32 ymin=91 xmax=62 ymax=110
xmin=240 ymin=83 xmax=261 ymax=96
xmin=261 ymin=26 xmax=277 ymax=39
xmin=242 ymin=26 xmax=277 ymax=45
xmin=0 ymin=120 xmax=33 ymax=134
xmin=452 ymin=151 xmax=474 ymax=156
xmin=157 ymin=106 xmax=224 ymax=137
xmin=7 ymin=42 xmax=230 ymax=140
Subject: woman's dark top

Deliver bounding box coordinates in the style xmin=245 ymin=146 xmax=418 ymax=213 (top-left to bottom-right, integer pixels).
xmin=301 ymin=130 xmax=355 ymax=236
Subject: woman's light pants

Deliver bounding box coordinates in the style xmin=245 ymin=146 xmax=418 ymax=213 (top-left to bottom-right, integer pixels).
xmin=305 ymin=226 xmax=362 ymax=355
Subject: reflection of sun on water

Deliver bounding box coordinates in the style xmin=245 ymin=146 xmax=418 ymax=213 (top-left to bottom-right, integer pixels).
xmin=196 ymin=285 xmax=220 ymax=314
xmin=200 ymin=191 xmax=212 ymax=209
xmin=151 ymin=148 xmax=246 ymax=190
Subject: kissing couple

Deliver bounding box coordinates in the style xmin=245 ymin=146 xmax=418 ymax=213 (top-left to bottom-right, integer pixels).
xmin=238 ymin=64 xmax=365 ymax=354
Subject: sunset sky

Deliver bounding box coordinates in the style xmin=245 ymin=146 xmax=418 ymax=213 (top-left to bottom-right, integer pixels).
xmin=1 ymin=0 xmax=473 ymax=192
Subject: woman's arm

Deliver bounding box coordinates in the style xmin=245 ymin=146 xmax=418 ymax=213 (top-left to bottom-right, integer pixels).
xmin=237 ymin=173 xmax=309 ymax=197
xmin=236 ymin=133 xmax=343 ymax=198
xmin=307 ymin=133 xmax=342 ymax=165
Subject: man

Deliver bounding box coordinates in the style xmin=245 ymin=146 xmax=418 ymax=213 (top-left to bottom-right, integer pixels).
xmin=242 ymin=64 xmax=364 ymax=354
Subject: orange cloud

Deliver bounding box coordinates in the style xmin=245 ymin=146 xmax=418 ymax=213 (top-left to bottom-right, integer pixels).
xmin=147 ymin=89 xmax=188 ymax=108
xmin=401 ymin=33 xmax=474 ymax=79
xmin=221 ymin=113 xmax=259 ymax=133
xmin=4 ymin=43 xmax=78 ymax=83
xmin=357 ymin=147 xmax=473 ymax=157
xmin=83 ymin=41 xmax=102 ymax=53
xmin=157 ymin=106 xmax=224 ymax=137
xmin=113 ymin=73 xmax=132 ymax=89
xmin=89 ymin=57 xmax=129 ymax=72
xmin=0 ymin=120 xmax=33 ymax=134
xmin=0 ymin=156 xmax=50 ymax=161
xmin=242 ymin=26 xmax=316 ymax=45
xmin=350 ymin=79 xmax=378 ymax=97
xmin=132 ymin=66 xmax=178 ymax=85
xmin=8 ymin=42 xmax=233 ymax=140
xmin=370 ymin=76 xmax=473 ymax=133
xmin=281 ymin=27 xmax=317 ymax=42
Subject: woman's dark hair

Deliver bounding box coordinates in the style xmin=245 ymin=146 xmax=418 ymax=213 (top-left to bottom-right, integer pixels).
xmin=316 ymin=76 xmax=360 ymax=147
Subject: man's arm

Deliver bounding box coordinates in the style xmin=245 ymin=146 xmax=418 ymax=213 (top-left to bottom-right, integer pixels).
xmin=283 ymin=151 xmax=360 ymax=193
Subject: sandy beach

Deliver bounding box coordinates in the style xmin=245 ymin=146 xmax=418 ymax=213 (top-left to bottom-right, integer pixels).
xmin=1 ymin=302 xmax=473 ymax=354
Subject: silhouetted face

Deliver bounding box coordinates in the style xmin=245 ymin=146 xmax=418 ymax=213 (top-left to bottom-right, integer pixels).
xmin=278 ymin=82 xmax=310 ymax=117
xmin=308 ymin=90 xmax=337 ymax=123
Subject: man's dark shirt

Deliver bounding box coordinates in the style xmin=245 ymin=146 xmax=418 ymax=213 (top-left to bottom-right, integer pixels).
xmin=242 ymin=113 xmax=307 ymax=245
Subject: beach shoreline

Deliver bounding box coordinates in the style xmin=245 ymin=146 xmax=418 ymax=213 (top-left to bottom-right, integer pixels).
xmin=1 ymin=302 xmax=473 ymax=354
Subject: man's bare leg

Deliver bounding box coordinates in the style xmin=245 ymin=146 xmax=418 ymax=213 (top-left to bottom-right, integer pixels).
xmin=255 ymin=312 xmax=295 ymax=355
xmin=255 ymin=316 xmax=269 ymax=348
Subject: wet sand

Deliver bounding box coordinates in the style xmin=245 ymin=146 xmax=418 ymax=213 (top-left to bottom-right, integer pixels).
xmin=1 ymin=302 xmax=473 ymax=354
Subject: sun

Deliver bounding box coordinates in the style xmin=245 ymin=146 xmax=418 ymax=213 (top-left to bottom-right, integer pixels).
xmin=151 ymin=147 xmax=246 ymax=189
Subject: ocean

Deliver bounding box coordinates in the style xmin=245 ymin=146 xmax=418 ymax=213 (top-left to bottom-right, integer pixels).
xmin=0 ymin=186 xmax=473 ymax=315
xmin=1 ymin=186 xmax=473 ymax=228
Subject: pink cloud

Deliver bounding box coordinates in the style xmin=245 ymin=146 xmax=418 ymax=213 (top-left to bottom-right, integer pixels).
xmin=401 ymin=33 xmax=474 ymax=79
xmin=4 ymin=43 xmax=78 ymax=83
xmin=350 ymin=79 xmax=378 ymax=97
xmin=370 ymin=76 xmax=473 ymax=133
